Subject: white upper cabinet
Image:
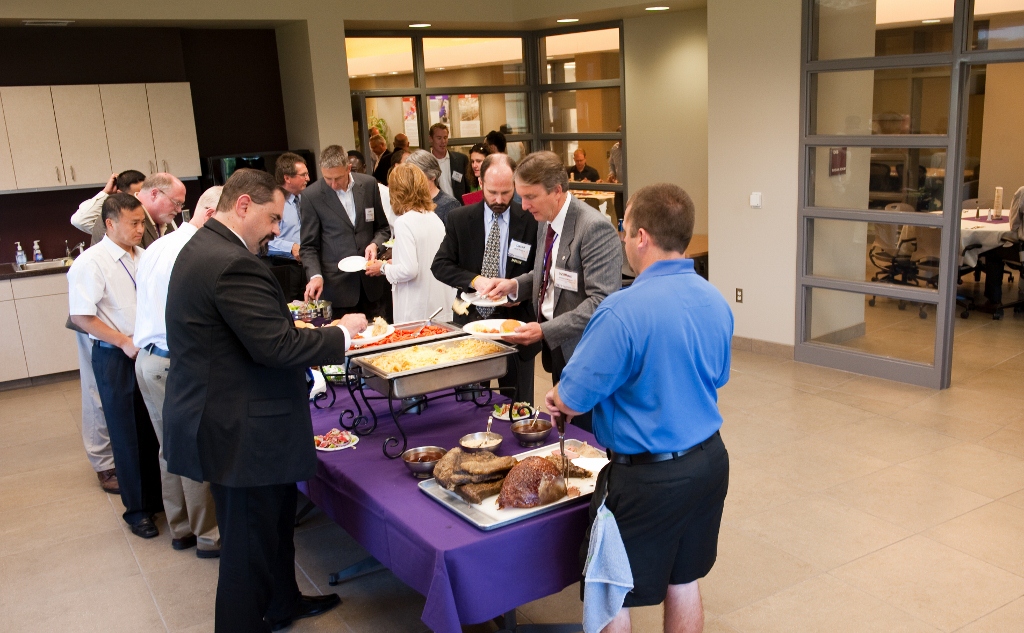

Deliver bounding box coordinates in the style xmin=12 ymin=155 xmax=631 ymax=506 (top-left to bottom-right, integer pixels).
xmin=51 ymin=84 xmax=113 ymax=186
xmin=0 ymin=102 xmax=17 ymax=192
xmin=100 ymin=83 xmax=157 ymax=175
xmin=146 ymin=83 xmax=201 ymax=178
xmin=0 ymin=86 xmax=66 ymax=189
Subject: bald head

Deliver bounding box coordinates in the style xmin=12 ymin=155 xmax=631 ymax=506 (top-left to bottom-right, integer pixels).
xmin=190 ymin=186 xmax=223 ymax=228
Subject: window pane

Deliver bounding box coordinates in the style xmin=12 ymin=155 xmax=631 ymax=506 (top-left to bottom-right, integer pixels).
xmin=450 ymin=141 xmax=532 ymax=169
xmin=972 ymin=2 xmax=1024 ymax=50
xmin=963 ymin=63 xmax=1024 ymax=206
xmin=346 ymin=38 xmax=414 ymax=90
xmin=426 ymin=93 xmax=528 ymax=139
xmin=809 ymin=218 xmax=941 ymax=289
xmin=423 ymin=38 xmax=524 ymax=87
xmin=542 ymin=28 xmax=620 ymax=83
xmin=807 ymin=146 xmax=946 ymax=212
xmin=544 ymin=139 xmax=620 ymax=183
xmin=812 ymin=0 xmax=954 ymax=60
xmin=811 ymin=67 xmax=951 ymax=135
xmin=366 ymin=97 xmax=421 ymax=151
xmin=543 ymin=88 xmax=621 ymax=134
xmin=807 ymin=287 xmax=936 ymax=365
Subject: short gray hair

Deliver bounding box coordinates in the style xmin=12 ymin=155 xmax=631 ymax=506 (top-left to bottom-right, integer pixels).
xmin=140 ymin=172 xmax=183 ymax=194
xmin=196 ymin=186 xmax=223 ymax=213
xmin=515 ymin=151 xmax=568 ymax=194
xmin=403 ymin=150 xmax=441 ymax=183
xmin=319 ymin=144 xmax=348 ymax=170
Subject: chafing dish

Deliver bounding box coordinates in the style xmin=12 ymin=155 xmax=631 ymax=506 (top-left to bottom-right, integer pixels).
xmin=345 ymin=319 xmax=466 ymax=357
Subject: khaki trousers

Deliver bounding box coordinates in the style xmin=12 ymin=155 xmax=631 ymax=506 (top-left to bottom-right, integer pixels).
xmin=135 ymin=347 xmax=220 ymax=550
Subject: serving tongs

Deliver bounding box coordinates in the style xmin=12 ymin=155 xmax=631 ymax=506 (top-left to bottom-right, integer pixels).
xmin=553 ymin=411 xmax=568 ymax=481
xmin=411 ymin=307 xmax=443 ymax=336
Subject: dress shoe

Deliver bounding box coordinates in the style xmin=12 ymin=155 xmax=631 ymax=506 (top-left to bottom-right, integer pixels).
xmin=196 ymin=548 xmax=220 ymax=559
xmin=172 ymin=535 xmax=197 ymax=550
xmin=130 ymin=517 xmax=159 ymax=539
xmin=96 ymin=469 xmax=119 ymax=494
xmin=267 ymin=594 xmax=341 ymax=631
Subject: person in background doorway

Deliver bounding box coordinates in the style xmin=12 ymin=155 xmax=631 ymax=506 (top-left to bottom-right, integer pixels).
xmin=69 ymin=193 xmax=164 ymax=539
xmin=485 ymin=130 xmax=507 ymax=155
xmin=265 ymin=152 xmax=309 ymax=301
xmin=428 ymin=123 xmax=469 ymax=200
xmin=348 ymin=150 xmax=367 ymax=174
xmin=462 ymin=143 xmax=490 ymax=206
xmin=370 ymin=135 xmax=393 ymax=185
xmin=134 ymin=186 xmax=223 ymax=558
xmin=404 ymin=149 xmax=460 ymax=226
xmin=366 ymin=164 xmax=455 ymax=323
xmin=567 ymin=148 xmax=601 ymax=183
xmin=607 ymin=128 xmax=623 ymax=183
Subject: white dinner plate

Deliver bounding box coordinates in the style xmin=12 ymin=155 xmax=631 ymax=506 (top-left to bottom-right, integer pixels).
xmin=350 ymin=324 xmax=396 ymax=347
xmin=315 ymin=435 xmax=359 ymax=452
xmin=460 ymin=291 xmax=509 ymax=308
xmin=463 ymin=319 xmax=522 ymax=340
xmin=491 ymin=403 xmax=537 ymax=421
xmin=338 ymin=256 xmax=368 ymax=273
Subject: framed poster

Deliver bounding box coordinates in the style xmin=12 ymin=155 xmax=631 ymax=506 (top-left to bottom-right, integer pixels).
xmin=458 ymin=94 xmax=480 ymax=137
xmin=429 ymin=95 xmax=450 ymax=125
xmin=402 ymin=97 xmax=420 ymax=146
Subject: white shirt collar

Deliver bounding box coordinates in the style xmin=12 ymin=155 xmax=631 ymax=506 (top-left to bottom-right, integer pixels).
xmin=550 ymin=193 xmax=572 ymax=234
xmin=334 ymin=177 xmax=356 ymax=195
xmin=99 ymin=234 xmax=138 ymax=262
xmin=226 ymin=226 xmax=248 ymax=249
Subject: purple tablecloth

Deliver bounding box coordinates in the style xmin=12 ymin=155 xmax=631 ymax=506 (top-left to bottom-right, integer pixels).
xmin=299 ymin=388 xmax=600 ymax=633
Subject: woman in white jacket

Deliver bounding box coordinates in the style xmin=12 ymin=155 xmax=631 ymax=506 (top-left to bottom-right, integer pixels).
xmin=366 ymin=163 xmax=455 ymax=323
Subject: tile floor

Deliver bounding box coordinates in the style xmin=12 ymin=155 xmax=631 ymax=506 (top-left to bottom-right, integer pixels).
xmin=3 ymin=310 xmax=1024 ymax=632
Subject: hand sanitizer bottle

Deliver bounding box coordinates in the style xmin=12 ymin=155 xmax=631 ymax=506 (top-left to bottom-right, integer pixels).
xmin=15 ymin=242 xmax=27 ymax=267
xmin=32 ymin=240 xmax=43 ymax=262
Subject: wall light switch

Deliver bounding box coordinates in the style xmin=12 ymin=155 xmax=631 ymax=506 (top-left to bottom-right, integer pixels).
xmin=749 ymin=192 xmax=762 ymax=208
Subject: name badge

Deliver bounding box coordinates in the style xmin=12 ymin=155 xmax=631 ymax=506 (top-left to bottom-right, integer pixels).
xmin=452 ymin=171 xmax=463 ymax=183
xmin=508 ymin=239 xmax=531 ymax=262
xmin=553 ymin=268 xmax=578 ymax=292
xmin=364 ymin=207 xmax=375 ymax=222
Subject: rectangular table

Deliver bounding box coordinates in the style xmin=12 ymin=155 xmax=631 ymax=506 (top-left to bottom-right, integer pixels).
xmin=299 ymin=389 xmax=599 ymax=633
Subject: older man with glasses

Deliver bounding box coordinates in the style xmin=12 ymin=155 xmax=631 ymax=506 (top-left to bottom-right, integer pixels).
xmin=89 ymin=173 xmax=184 ymax=248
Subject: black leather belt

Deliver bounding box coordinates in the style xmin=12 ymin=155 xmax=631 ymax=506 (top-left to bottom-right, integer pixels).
xmin=93 ymin=340 xmax=119 ymax=350
xmin=145 ymin=344 xmax=170 ymax=359
xmin=607 ymin=431 xmax=720 ymax=466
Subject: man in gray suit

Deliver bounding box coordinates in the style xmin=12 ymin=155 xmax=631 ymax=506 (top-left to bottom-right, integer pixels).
xmin=481 ymin=151 xmax=622 ymax=431
xmin=301 ymin=145 xmax=391 ymax=317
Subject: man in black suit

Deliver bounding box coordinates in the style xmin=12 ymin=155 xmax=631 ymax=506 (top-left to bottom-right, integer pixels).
xmin=429 ymin=123 xmax=470 ymax=201
xmin=370 ymin=134 xmax=392 ymax=185
xmin=300 ymin=144 xmax=391 ymax=318
xmin=432 ymin=154 xmax=538 ymax=402
xmin=163 ymin=169 xmax=368 ymax=633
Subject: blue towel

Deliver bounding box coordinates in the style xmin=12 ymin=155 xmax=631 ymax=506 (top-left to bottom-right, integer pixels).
xmin=582 ymin=499 xmax=634 ymax=633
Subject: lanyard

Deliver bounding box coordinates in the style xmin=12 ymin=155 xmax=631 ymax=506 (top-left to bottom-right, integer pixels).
xmin=118 ymin=258 xmax=136 ymax=289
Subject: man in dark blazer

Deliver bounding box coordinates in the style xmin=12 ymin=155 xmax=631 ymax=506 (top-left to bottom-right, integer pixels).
xmin=163 ymin=169 xmax=367 ymax=633
xmin=481 ymin=151 xmax=622 ymax=432
xmin=300 ymin=144 xmax=391 ymax=318
xmin=432 ymin=154 xmax=538 ymax=402
xmin=429 ymin=123 xmax=470 ymax=201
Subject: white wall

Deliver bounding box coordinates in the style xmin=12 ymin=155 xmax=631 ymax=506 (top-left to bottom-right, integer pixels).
xmin=978 ymin=59 xmax=1024 ymax=205
xmin=623 ymin=9 xmax=709 ymax=235
xmin=707 ymin=0 xmax=802 ymax=345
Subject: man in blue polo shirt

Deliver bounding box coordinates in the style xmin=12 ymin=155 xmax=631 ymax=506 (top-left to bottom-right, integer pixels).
xmin=546 ymin=183 xmax=732 ymax=633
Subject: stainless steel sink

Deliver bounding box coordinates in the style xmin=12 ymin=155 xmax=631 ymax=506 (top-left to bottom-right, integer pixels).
xmin=18 ymin=259 xmax=71 ymax=272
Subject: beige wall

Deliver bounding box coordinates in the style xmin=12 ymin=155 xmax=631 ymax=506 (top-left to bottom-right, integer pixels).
xmin=978 ymin=60 xmax=1024 ymax=204
xmin=707 ymin=0 xmax=802 ymax=345
xmin=623 ymin=9 xmax=709 ymax=235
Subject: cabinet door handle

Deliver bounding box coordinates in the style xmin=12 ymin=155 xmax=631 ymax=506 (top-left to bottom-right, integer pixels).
xmin=55 ymin=166 xmax=62 ymax=183
xmin=70 ymin=166 xmax=76 ymax=182
xmin=162 ymin=160 xmax=169 ymax=172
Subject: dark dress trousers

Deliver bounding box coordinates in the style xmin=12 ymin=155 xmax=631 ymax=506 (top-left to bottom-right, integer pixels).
xmin=431 ymin=201 xmax=539 ymax=401
xmin=298 ymin=175 xmax=391 ymax=314
xmin=163 ymin=218 xmax=349 ymax=632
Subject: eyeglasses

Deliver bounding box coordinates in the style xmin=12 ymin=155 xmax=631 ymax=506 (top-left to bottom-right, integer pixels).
xmin=157 ymin=188 xmax=185 ymax=211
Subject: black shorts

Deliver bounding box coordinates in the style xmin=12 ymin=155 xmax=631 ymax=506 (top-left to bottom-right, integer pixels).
xmin=580 ymin=432 xmax=729 ymax=608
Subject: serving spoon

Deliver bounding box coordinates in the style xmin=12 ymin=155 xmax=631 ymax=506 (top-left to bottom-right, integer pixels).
xmin=411 ymin=307 xmax=443 ymax=336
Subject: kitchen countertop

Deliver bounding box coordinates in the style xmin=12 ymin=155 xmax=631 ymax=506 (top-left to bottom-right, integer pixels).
xmin=0 ymin=263 xmax=72 ymax=282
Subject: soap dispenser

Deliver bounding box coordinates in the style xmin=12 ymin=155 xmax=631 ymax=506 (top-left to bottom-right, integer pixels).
xmin=32 ymin=240 xmax=43 ymax=262
xmin=15 ymin=242 xmax=27 ymax=267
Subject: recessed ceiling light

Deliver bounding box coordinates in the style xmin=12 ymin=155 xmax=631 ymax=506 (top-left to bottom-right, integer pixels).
xmin=389 ymin=71 xmax=399 ymax=75
xmin=922 ymin=18 xmax=941 ymax=24
xmin=438 ymin=67 xmax=446 ymax=70
xmin=409 ymin=23 xmax=431 ymax=28
xmin=646 ymin=6 xmax=671 ymax=10
xmin=557 ymin=18 xmax=579 ymax=23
